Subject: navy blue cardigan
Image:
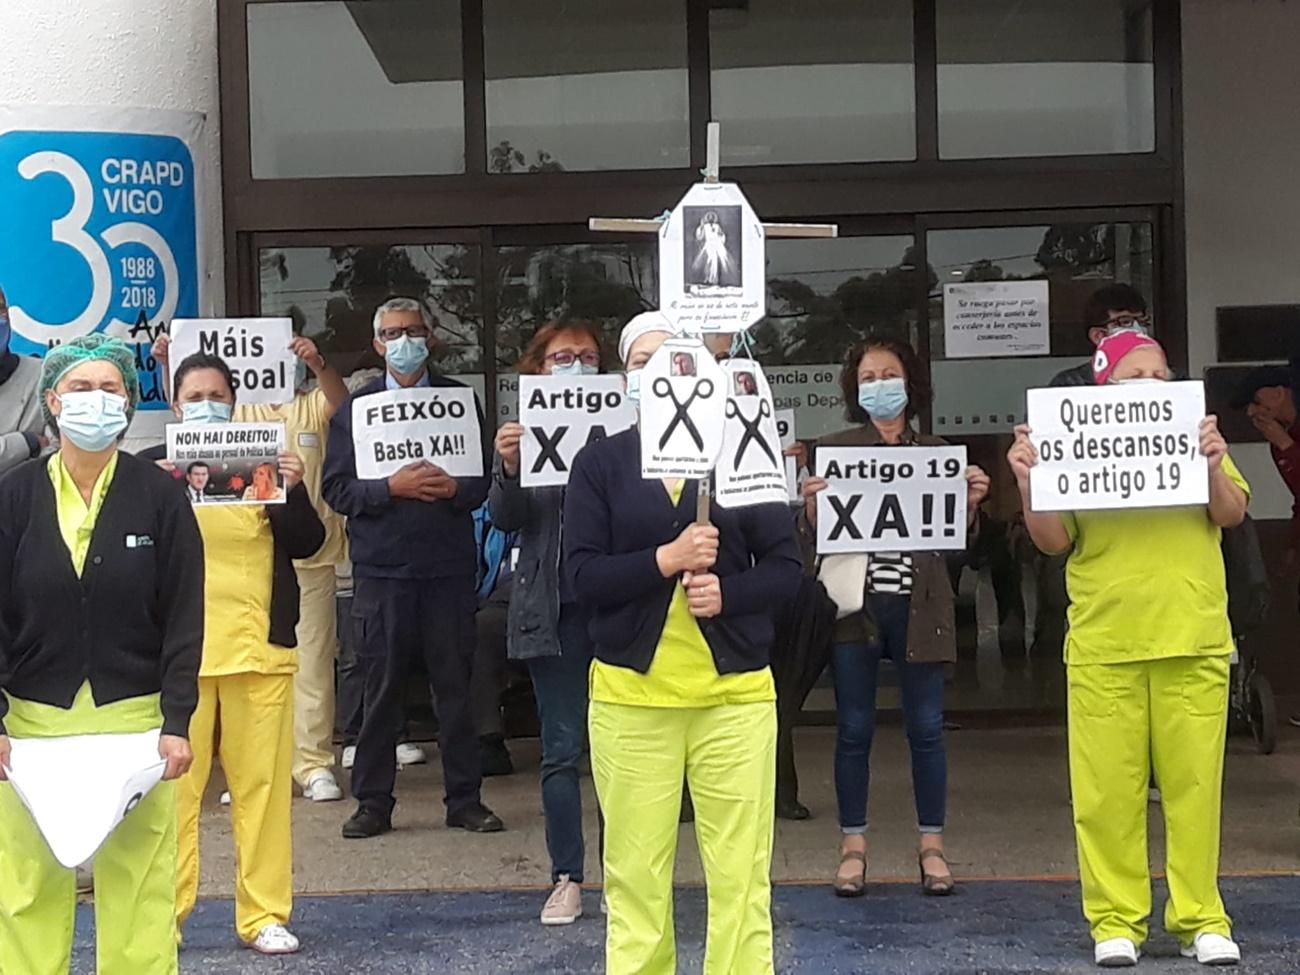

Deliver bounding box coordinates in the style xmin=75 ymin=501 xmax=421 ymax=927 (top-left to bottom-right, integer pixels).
xmin=323 ymin=374 xmax=490 ymax=580
xmin=562 ymin=428 xmax=802 ymax=675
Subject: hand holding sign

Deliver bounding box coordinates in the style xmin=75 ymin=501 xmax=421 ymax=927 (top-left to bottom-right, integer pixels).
xmin=496 ymin=421 xmax=524 ymax=476
xmin=656 ymin=523 xmax=720 ymax=576
xmin=683 ymin=571 xmax=722 ymax=618
xmin=159 ymin=734 xmax=193 ymax=781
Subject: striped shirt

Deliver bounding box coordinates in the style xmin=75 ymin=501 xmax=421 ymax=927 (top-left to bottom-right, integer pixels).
xmin=866 ymin=552 xmax=914 ymax=596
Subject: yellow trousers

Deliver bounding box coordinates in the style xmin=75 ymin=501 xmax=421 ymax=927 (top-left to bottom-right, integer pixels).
xmin=590 ymin=700 xmax=776 ymax=975
xmin=1068 ymin=655 xmax=1232 ymax=947
xmin=291 ymin=564 xmax=339 ymax=786
xmin=0 ymin=685 xmax=177 ymax=975
xmin=176 ymin=673 xmax=294 ymax=943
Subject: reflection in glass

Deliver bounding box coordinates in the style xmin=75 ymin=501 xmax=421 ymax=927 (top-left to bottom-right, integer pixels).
xmin=709 ymin=0 xmax=915 ymax=165
xmin=483 ymin=1 xmax=689 ymax=172
xmin=936 ymin=0 xmax=1154 ymax=158
xmin=258 ymin=245 xmax=481 ymax=378
xmin=248 ymin=1 xmax=465 ymax=178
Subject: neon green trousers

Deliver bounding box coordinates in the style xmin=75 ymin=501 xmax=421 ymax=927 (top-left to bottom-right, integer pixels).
xmin=0 ymin=684 xmax=178 ymax=975
xmin=1067 ymin=654 xmax=1232 ymax=947
xmin=590 ymin=699 xmax=776 ymax=975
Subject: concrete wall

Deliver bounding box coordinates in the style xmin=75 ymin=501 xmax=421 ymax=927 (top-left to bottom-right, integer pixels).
xmin=1183 ymin=0 xmax=1300 ymax=522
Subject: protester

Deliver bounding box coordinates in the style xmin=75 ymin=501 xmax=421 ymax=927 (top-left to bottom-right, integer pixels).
xmin=0 ymin=284 xmax=50 ymax=471
xmin=472 ymin=499 xmax=517 ymax=778
xmin=155 ymin=330 xmax=351 ymax=801
xmin=146 ymin=351 xmax=325 ymax=955
xmin=323 ymin=296 xmax=503 ymax=839
xmin=1009 ymin=330 xmax=1247 ymax=968
xmin=564 ymin=313 xmax=802 ymax=973
xmin=490 ymin=319 xmax=605 ymax=924
xmin=0 ymin=334 xmax=203 ymax=975
xmin=1232 ymin=364 xmax=1300 ymax=726
xmin=1048 ymin=283 xmax=1153 ymax=388
xmin=801 ymin=337 xmax=988 ymax=898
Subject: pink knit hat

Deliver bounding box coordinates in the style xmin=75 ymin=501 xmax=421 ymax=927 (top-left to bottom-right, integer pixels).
xmin=1092 ymin=329 xmax=1163 ymax=385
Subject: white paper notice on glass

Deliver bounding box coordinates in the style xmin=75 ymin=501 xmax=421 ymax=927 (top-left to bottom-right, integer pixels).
xmin=775 ymin=408 xmax=799 ymax=503
xmin=1026 ymin=381 xmax=1209 ymax=512
xmin=4 ymin=730 xmax=167 ymax=868
xmin=943 ymin=281 xmax=1050 ymax=358
xmin=518 ymin=375 xmax=636 ymax=488
xmin=352 ymin=386 xmax=484 ymax=480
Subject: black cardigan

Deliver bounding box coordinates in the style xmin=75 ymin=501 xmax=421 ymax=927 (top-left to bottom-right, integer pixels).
xmin=562 ymin=428 xmax=803 ymax=675
xmin=0 ymin=452 xmax=204 ymax=738
xmin=139 ymin=444 xmax=326 ymax=648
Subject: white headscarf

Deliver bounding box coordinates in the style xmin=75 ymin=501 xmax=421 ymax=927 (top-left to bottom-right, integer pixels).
xmin=617 ymin=311 xmax=675 ymax=365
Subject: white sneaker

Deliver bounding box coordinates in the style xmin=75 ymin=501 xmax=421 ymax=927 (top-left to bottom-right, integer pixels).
xmin=395 ymin=742 xmax=427 ymax=767
xmin=1095 ymin=938 xmax=1139 ymax=967
xmin=302 ymin=770 xmax=344 ymax=802
xmin=1180 ymin=932 xmax=1240 ymax=966
xmin=247 ymin=923 xmax=300 ymax=955
xmin=219 ymin=791 xmax=231 ymax=806
xmin=341 ymin=745 xmax=356 ymax=769
xmin=540 ymin=876 xmax=583 ymax=926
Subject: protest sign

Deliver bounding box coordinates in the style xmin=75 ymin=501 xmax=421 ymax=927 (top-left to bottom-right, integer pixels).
xmin=943 ymin=281 xmax=1050 ymax=358
xmin=715 ymin=360 xmax=788 ymax=508
xmin=1026 ymin=380 xmax=1208 ymax=512
xmin=639 ymin=337 xmax=727 ymax=478
xmin=169 ymin=318 xmax=296 ymax=405
xmin=4 ymin=730 xmax=167 ymax=868
xmin=816 ymin=446 xmax=969 ymax=554
xmin=518 ymin=375 xmax=636 ymax=487
xmin=166 ymin=421 xmax=286 ymax=505
xmin=352 ymin=386 xmax=483 ymax=480
xmin=776 ymin=408 xmax=799 ymax=503
xmin=659 ymin=181 xmax=766 ymax=333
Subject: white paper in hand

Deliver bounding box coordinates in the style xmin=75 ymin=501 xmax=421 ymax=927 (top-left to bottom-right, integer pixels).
xmin=4 ymin=730 xmax=167 ymax=868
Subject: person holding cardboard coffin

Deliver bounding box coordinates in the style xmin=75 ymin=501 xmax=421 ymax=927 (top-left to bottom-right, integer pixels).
xmin=1008 ymin=330 xmax=1248 ymax=969
xmin=563 ymin=313 xmax=803 ymax=975
xmin=491 ymin=318 xmax=608 ymax=925
xmin=800 ymin=336 xmax=989 ymax=899
xmin=322 ymin=296 xmax=503 ymax=839
xmin=0 ymin=284 xmax=50 ymax=470
xmin=143 ymin=351 xmax=325 ymax=955
xmin=0 ymin=335 xmax=203 ymax=975
xmin=154 ymin=329 xmax=351 ymax=803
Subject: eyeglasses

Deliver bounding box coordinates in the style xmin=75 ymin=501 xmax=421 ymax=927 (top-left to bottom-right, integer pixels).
xmin=545 ymin=350 xmax=601 ymax=368
xmin=1101 ymin=312 xmax=1151 ymax=330
xmin=378 ymin=326 xmax=430 ymax=342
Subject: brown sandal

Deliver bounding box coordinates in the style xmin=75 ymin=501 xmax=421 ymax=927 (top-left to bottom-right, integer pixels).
xmin=833 ymin=849 xmax=867 ymax=897
xmin=919 ymin=849 xmax=955 ymax=897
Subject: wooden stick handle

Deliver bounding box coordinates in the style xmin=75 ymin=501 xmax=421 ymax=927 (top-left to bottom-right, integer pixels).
xmin=696 ymin=475 xmax=712 ymax=525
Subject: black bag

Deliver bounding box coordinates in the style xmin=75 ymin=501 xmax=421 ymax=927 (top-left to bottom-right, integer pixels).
xmin=1221 ymin=514 xmax=1270 ymax=636
xmin=770 ymin=576 xmax=839 ymax=718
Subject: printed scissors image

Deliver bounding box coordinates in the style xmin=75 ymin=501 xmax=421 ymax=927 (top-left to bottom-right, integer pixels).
xmin=726 ymin=398 xmax=779 ymax=468
xmin=653 ymin=377 xmax=716 ymax=450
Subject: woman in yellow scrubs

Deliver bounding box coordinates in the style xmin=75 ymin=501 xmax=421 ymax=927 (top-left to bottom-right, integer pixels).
xmin=1009 ymin=330 xmax=1247 ymax=969
xmin=0 ymin=335 xmax=203 ymax=975
xmin=563 ymin=315 xmax=803 ymax=975
xmin=146 ymin=351 xmax=324 ymax=955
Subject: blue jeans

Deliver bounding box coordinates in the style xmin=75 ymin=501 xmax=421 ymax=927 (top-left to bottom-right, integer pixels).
xmin=525 ymin=604 xmax=593 ymax=883
xmin=832 ymin=593 xmax=947 ymax=834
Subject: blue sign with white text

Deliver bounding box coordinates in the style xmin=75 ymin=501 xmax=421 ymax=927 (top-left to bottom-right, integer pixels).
xmin=0 ymin=121 xmax=201 ymax=410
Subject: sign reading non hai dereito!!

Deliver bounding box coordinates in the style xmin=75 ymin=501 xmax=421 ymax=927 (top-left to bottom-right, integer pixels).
xmin=518 ymin=375 xmax=636 ymax=487
xmin=1026 ymin=380 xmax=1208 ymax=512
xmin=352 ymin=386 xmax=483 ymax=480
xmin=169 ymin=318 xmax=296 ymax=405
xmin=816 ymin=446 xmax=969 ymax=554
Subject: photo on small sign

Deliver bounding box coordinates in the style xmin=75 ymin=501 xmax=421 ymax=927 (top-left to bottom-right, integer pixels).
xmin=167 ymin=456 xmax=284 ymax=505
xmin=733 ymin=370 xmax=758 ymax=396
xmin=671 ymin=350 xmax=697 ymax=377
xmin=683 ymin=206 xmax=742 ymax=292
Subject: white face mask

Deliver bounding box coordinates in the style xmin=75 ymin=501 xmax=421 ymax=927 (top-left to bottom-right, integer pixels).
xmin=1113 ymin=377 xmax=1164 ymax=385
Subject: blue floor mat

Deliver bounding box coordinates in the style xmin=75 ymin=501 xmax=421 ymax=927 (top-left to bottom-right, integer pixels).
xmin=71 ymin=875 xmax=1300 ymax=974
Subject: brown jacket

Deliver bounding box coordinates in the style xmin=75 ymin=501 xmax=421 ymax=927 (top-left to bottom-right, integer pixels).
xmin=798 ymin=423 xmax=976 ymax=664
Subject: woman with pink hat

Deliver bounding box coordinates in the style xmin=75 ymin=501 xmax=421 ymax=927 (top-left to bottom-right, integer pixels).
xmin=1008 ymin=329 xmax=1248 ymax=969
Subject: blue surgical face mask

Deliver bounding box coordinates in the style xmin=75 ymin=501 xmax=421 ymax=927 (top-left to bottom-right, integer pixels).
xmin=385 ymin=335 xmax=429 ymax=376
xmin=552 ymin=359 xmax=599 ymax=378
xmin=0 ymin=312 xmax=10 ymax=355
xmin=55 ymin=390 xmax=129 ymax=451
xmin=857 ymin=377 xmax=908 ymax=420
xmin=181 ymin=399 xmax=233 ymax=425
xmin=1106 ymin=323 xmax=1150 ymax=339
xmin=295 ymin=358 xmax=309 ymax=389
xmin=625 ymin=368 xmax=643 ymax=406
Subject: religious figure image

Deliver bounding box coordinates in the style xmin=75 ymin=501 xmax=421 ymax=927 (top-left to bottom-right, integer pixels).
xmin=683 ymin=205 xmax=742 ymax=292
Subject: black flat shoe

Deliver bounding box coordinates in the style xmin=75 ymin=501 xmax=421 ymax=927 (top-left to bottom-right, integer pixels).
xmin=776 ymin=799 xmax=811 ymax=821
xmin=480 ymin=736 xmax=515 ymax=777
xmin=919 ymin=849 xmax=955 ymax=896
xmin=341 ymin=807 xmax=391 ymax=839
xmin=447 ymin=803 xmax=505 ymax=833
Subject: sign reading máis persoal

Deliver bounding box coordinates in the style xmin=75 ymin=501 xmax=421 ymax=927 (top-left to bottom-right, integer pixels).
xmin=169 ymin=318 xmax=296 ymax=405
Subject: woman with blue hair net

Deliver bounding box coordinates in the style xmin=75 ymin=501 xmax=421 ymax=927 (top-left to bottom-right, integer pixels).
xmin=0 ymin=334 xmax=204 ymax=975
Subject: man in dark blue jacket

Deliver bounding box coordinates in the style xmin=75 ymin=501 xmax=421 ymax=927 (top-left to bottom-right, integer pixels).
xmin=323 ymin=297 xmax=502 ymax=838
